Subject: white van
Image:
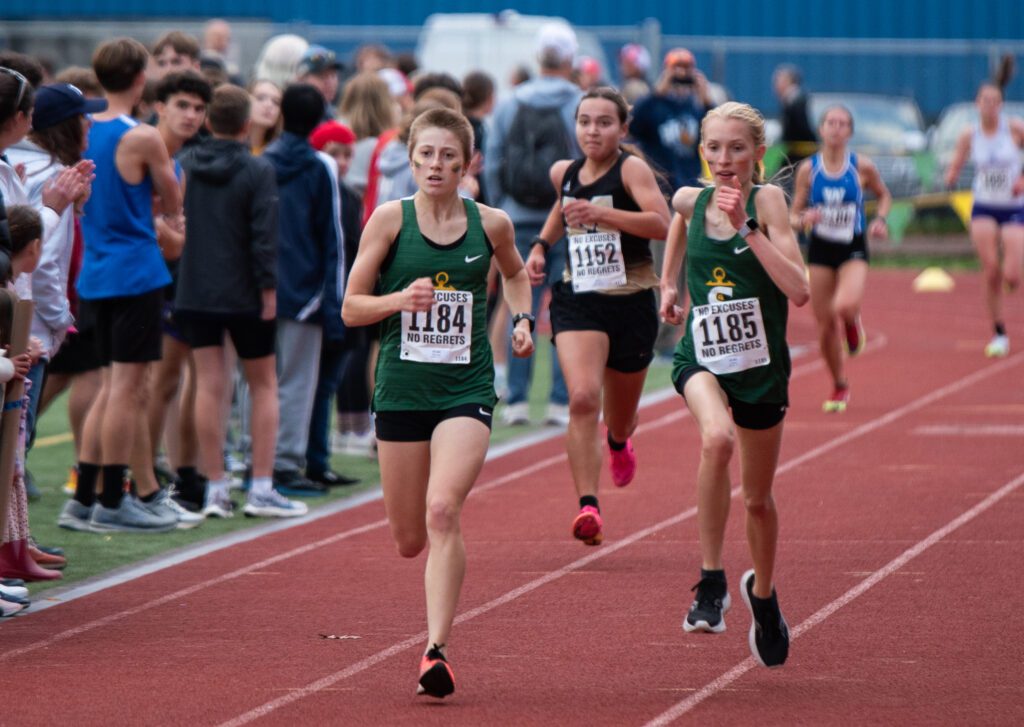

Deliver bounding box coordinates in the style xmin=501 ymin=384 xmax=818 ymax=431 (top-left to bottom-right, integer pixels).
xmin=416 ymin=11 xmax=609 ymax=99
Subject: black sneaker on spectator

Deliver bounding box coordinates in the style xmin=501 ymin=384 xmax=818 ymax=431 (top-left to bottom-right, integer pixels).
xmin=273 ymin=469 xmax=328 ymax=497
xmin=307 ymin=469 xmax=359 ymax=487
xmin=740 ymin=569 xmax=790 ymax=667
xmin=683 ymin=572 xmax=731 ymax=633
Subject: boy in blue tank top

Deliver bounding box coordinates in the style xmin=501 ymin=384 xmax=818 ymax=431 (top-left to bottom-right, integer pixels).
xmin=60 ymin=38 xmax=185 ymax=535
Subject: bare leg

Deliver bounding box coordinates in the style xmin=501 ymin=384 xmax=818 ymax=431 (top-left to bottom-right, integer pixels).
xmin=602 ymin=367 xmax=648 ymax=443
xmin=377 ymin=439 xmax=431 ymax=558
xmin=1001 ymin=224 xmax=1024 ymax=294
xmin=149 ymin=335 xmax=188 ymax=469
xmin=682 ymin=373 xmax=734 ymax=571
xmin=175 ymin=353 xmax=199 ymax=469
xmin=809 ymin=264 xmax=843 ymax=386
xmin=736 ymin=421 xmax=785 ymax=599
xmin=192 ymin=346 xmax=229 ymax=482
xmin=241 ymin=354 xmax=277 ymax=480
xmin=423 ymin=417 xmax=489 ymax=646
xmin=972 ymin=218 xmax=1002 ymax=326
xmin=101 ymin=362 xmax=149 ymax=466
xmin=553 ymin=331 xmax=609 ymax=499
xmin=80 ymin=367 xmax=111 ymax=464
xmin=834 ymin=259 xmax=869 ymax=332
xmin=38 ymin=372 xmax=71 ymax=418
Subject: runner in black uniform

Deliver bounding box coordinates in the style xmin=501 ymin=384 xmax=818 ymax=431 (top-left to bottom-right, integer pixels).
xmin=526 ymin=87 xmax=670 ymax=546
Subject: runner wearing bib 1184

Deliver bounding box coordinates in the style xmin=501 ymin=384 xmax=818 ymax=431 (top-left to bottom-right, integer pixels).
xmin=525 ymin=87 xmax=670 ymax=548
xmin=790 ymin=104 xmax=891 ymax=413
xmin=342 ymin=108 xmax=534 ymax=700
xmin=660 ymin=102 xmax=809 ymax=668
xmin=944 ymin=82 xmax=1024 ymax=358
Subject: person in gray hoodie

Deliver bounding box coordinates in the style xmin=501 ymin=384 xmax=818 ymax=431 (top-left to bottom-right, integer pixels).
xmin=175 ymin=84 xmax=306 ymax=520
xmin=484 ymin=23 xmax=581 ymax=427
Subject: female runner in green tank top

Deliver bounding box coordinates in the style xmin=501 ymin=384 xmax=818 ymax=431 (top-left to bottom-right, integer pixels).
xmin=342 ymin=108 xmax=535 ymax=699
xmin=660 ymin=102 xmax=809 ymax=668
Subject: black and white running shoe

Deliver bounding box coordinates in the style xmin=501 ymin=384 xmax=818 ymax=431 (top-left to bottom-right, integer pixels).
xmin=683 ymin=574 xmax=731 ymax=633
xmin=740 ymin=569 xmax=790 ymax=667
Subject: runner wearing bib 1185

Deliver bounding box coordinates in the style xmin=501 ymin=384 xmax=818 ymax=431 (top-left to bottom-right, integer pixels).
xmin=790 ymin=104 xmax=891 ymax=413
xmin=342 ymin=108 xmax=534 ymax=700
xmin=660 ymin=102 xmax=809 ymax=668
xmin=525 ymin=87 xmax=670 ymax=548
xmin=944 ymin=82 xmax=1024 ymax=358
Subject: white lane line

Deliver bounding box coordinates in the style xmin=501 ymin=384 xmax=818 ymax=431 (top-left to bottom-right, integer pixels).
xmin=914 ymin=424 xmax=1024 ymax=436
xmin=221 ymin=347 xmax=1022 ymax=727
xmin=0 ymin=336 xmax=881 ymax=663
xmin=642 ymin=468 xmax=1024 ymax=727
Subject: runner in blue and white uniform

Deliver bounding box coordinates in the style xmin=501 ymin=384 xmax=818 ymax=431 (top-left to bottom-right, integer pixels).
xmin=945 ymin=82 xmax=1024 ymax=358
xmin=791 ymin=104 xmax=890 ymax=412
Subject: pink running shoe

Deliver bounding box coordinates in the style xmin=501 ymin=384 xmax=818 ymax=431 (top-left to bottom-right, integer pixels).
xmin=844 ymin=317 xmax=866 ymax=356
xmin=608 ymin=438 xmax=637 ymax=487
xmin=572 ymin=505 xmax=603 ymax=546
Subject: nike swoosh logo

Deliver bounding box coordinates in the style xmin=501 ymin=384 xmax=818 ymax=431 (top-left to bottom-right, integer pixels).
xmin=478 ymin=408 xmax=492 ymax=417
xmin=733 ymin=246 xmax=750 ymax=255
xmin=465 ymin=254 xmax=483 ymax=263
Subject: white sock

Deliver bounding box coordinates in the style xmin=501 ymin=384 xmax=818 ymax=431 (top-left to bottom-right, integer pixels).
xmin=250 ymin=476 xmax=273 ymax=497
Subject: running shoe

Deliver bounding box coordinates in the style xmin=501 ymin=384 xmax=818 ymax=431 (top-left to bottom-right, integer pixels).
xmin=62 ymin=466 xmax=78 ymax=495
xmin=608 ymin=436 xmax=637 ymax=488
xmin=0 ymin=582 xmax=29 ymax=600
xmin=683 ymin=575 xmax=732 ymax=633
xmin=844 ymin=317 xmax=866 ymax=356
xmin=57 ymin=499 xmax=94 ymax=532
xmin=1 ymin=595 xmax=28 ymax=618
xmin=243 ymin=489 xmax=309 ymax=518
xmin=571 ymin=505 xmax=603 ymax=546
xmin=89 ymin=496 xmax=178 ymax=533
xmin=822 ymin=385 xmax=850 ymax=413
xmin=985 ymin=334 xmax=1010 ymax=358
xmin=545 ymin=403 xmax=570 ymax=427
xmin=501 ymin=402 xmax=530 ymax=426
xmin=143 ymin=488 xmax=205 ymax=529
xmin=740 ymin=569 xmax=790 ymax=668
xmin=417 ymin=645 xmax=455 ymax=699
xmin=203 ymin=489 xmax=237 ymax=519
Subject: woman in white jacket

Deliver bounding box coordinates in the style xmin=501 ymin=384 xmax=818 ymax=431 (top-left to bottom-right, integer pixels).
xmin=5 ymin=82 xmax=99 ymax=455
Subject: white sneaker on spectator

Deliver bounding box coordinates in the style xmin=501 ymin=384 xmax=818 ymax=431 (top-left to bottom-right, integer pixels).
xmin=145 ymin=488 xmax=205 ymax=529
xmin=343 ymin=429 xmax=378 ymax=457
xmin=244 ymin=489 xmax=308 ymax=518
xmin=203 ymin=488 xmax=236 ymax=519
xmin=501 ymin=402 xmax=530 ymax=426
xmin=545 ymin=403 xmax=570 ymax=427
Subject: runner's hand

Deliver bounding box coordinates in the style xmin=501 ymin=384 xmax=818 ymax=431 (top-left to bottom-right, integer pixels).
xmin=525 ymin=245 xmax=547 ymax=286
xmin=716 ymin=176 xmax=747 ymax=230
xmin=563 ymin=199 xmax=602 ymax=228
xmin=868 ymin=217 xmax=889 ymax=240
xmin=401 ymin=277 xmax=435 ymax=312
xmin=511 ymin=325 xmax=534 ymax=358
xmin=659 ymin=286 xmax=685 ymax=325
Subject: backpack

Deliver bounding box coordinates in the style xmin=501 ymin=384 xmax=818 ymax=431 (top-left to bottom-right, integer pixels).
xmin=500 ymin=102 xmax=572 ymax=209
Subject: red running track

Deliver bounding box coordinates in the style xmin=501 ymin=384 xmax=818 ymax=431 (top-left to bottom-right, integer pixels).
xmin=2 ymin=270 xmax=1023 ymax=726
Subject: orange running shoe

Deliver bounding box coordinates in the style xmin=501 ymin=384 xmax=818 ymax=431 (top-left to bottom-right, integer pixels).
xmin=417 ymin=645 xmax=455 ymax=699
xmin=822 ymin=385 xmax=850 ymax=413
xmin=572 ymin=505 xmax=604 ymax=545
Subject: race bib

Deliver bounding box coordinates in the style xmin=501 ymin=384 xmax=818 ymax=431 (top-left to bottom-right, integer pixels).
xmin=814 ymin=203 xmax=857 ymax=243
xmin=400 ymin=288 xmax=473 ymax=365
xmin=568 ymin=231 xmax=626 ymax=292
xmin=979 ymin=168 xmax=1013 ymax=201
xmin=691 ymin=297 xmax=770 ymax=375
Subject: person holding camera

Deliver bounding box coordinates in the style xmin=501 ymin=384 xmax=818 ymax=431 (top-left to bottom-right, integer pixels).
xmin=629 ymin=48 xmax=715 ymax=192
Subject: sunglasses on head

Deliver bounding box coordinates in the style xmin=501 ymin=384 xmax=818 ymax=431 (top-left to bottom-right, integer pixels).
xmin=0 ymin=66 xmax=29 ymax=110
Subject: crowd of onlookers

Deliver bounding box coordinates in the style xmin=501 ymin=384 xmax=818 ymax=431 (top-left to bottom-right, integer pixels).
xmin=1 ymin=17 xmax=813 ymax=614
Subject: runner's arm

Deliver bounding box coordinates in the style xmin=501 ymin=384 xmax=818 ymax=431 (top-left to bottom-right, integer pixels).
xmin=341 ymin=202 xmax=433 ymax=327
xmin=944 ymin=128 xmax=972 ymax=189
xmin=525 ymin=160 xmax=573 ymax=285
xmin=788 ymin=159 xmax=815 ymax=230
xmin=659 ymin=209 xmax=690 ymax=325
xmin=751 ymin=184 xmax=810 ymax=305
xmin=858 ymin=156 xmax=892 ymax=239
xmin=485 ymin=206 xmax=534 ymax=357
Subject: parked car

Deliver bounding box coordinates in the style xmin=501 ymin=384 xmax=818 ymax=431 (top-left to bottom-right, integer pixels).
xmin=807 ymin=93 xmax=929 ymax=198
xmin=929 ymin=100 xmax=1024 ymax=190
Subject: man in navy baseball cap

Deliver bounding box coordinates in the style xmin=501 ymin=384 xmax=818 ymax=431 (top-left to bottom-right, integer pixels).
xmin=32 ymin=83 xmax=107 ymax=131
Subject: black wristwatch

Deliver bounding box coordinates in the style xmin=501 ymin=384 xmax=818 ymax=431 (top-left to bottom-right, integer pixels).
xmin=531 ymin=236 xmax=551 ymax=251
xmin=737 ymin=217 xmax=759 ymax=239
xmin=512 ymin=312 xmax=536 ymax=332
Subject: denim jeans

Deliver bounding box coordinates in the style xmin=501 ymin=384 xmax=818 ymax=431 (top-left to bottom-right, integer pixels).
xmin=506 ymin=224 xmax=567 ymax=406
xmin=305 ymin=341 xmax=347 ymax=475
